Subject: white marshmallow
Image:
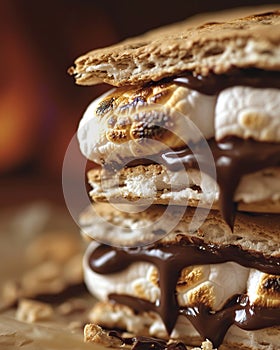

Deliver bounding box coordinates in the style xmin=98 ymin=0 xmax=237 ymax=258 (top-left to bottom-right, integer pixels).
xmin=78 ymin=85 xmax=280 ymax=165
xmin=215 ymin=86 xmax=280 ymax=142
xmin=247 ymin=269 xmax=280 ymax=308
xmin=77 ymin=86 xmax=216 ymax=164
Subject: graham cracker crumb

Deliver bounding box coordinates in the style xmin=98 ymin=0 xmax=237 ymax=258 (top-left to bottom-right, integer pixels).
xmin=84 ymin=323 xmax=123 ymax=347
xmin=191 ymin=339 xmax=216 ymax=350
xmin=15 ymin=299 xmax=54 ymax=323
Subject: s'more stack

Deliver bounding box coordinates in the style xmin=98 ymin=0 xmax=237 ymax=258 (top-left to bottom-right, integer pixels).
xmin=69 ymin=9 xmax=280 ymax=350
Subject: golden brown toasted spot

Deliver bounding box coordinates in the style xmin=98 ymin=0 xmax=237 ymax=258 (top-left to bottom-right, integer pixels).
xmin=96 ymin=97 xmax=116 ymax=115
xmin=177 ymin=266 xmax=205 ymax=293
xmin=96 ymin=83 xmax=174 ymax=117
xmin=107 ymin=129 xmax=129 ymax=143
xmin=252 ymin=274 xmax=280 ymax=308
xmin=262 ymin=275 xmax=280 ymax=295
xmin=149 ymin=265 xmax=207 ymax=295
xmin=149 ymin=267 xmax=159 ymax=287
xmin=130 ymin=110 xmax=171 ymax=141
xmin=133 ymin=281 xmax=151 ymax=301
xmin=188 ymin=283 xmax=215 ymax=309
xmin=239 ymin=111 xmax=270 ymax=130
xmin=94 ymin=82 xmax=189 ymax=147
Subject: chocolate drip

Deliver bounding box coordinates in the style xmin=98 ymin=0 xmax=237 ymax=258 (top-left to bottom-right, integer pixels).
xmin=110 ymin=293 xmax=280 ymax=348
xmin=108 ymin=331 xmax=187 ymax=350
xmin=162 ymin=138 xmax=280 ymax=229
xmin=89 ymin=242 xmax=280 ymax=347
xmin=167 ymin=69 xmax=280 ymax=95
xmin=178 ymin=294 xmax=280 ymax=347
xmin=107 ymin=137 xmax=280 ymax=228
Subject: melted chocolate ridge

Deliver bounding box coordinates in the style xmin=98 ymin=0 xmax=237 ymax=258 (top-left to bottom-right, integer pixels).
xmin=89 ymin=242 xmax=280 ymax=347
xmin=154 ymin=69 xmax=280 ymax=95
xmin=108 ymin=330 xmax=187 ymax=350
xmin=109 ymin=293 xmax=280 ymax=348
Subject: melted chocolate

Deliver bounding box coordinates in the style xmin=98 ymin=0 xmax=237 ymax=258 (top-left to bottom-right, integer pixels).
xmin=89 ymin=242 xmax=280 ymax=347
xmin=114 ymin=138 xmax=280 ymax=229
xmin=108 ymin=331 xmax=187 ymax=350
xmin=163 ymin=69 xmax=280 ymax=95
xmin=161 ymin=138 xmax=280 ymax=229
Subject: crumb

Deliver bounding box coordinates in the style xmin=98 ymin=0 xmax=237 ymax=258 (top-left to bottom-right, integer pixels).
xmin=191 ymin=339 xmax=216 ymax=350
xmin=16 ymin=299 xmax=54 ymax=323
xmin=84 ymin=323 xmax=216 ymax=350
xmin=84 ymin=324 xmax=123 ymax=347
xmin=1 ymin=254 xmax=84 ymax=309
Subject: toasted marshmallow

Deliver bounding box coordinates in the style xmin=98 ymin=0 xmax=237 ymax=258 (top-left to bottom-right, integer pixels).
xmin=84 ymin=242 xmax=249 ymax=312
xmin=78 ymin=83 xmax=216 ymax=164
xmin=178 ymin=263 xmax=248 ymax=310
xmin=78 ymin=83 xmax=280 ymax=166
xmin=215 ymin=86 xmax=280 ymax=142
xmin=84 ymin=242 xmax=160 ymax=303
xmin=247 ymin=269 xmax=280 ymax=308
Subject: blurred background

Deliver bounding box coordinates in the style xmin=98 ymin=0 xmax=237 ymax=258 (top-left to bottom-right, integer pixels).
xmin=1 ymin=0 xmax=279 ymax=210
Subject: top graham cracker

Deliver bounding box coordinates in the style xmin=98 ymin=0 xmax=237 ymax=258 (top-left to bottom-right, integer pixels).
xmin=69 ymin=10 xmax=280 ymax=87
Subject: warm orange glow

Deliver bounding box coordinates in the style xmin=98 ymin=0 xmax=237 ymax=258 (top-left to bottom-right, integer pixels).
xmin=0 ymin=1 xmax=116 ymax=176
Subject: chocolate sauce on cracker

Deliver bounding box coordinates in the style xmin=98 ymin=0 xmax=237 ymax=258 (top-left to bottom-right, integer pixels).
xmin=108 ymin=331 xmax=187 ymax=350
xmin=89 ymin=241 xmax=280 ymax=347
xmin=119 ymin=137 xmax=280 ymax=229
xmin=162 ymin=137 xmax=280 ymax=229
xmin=170 ymin=69 xmax=280 ymax=95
